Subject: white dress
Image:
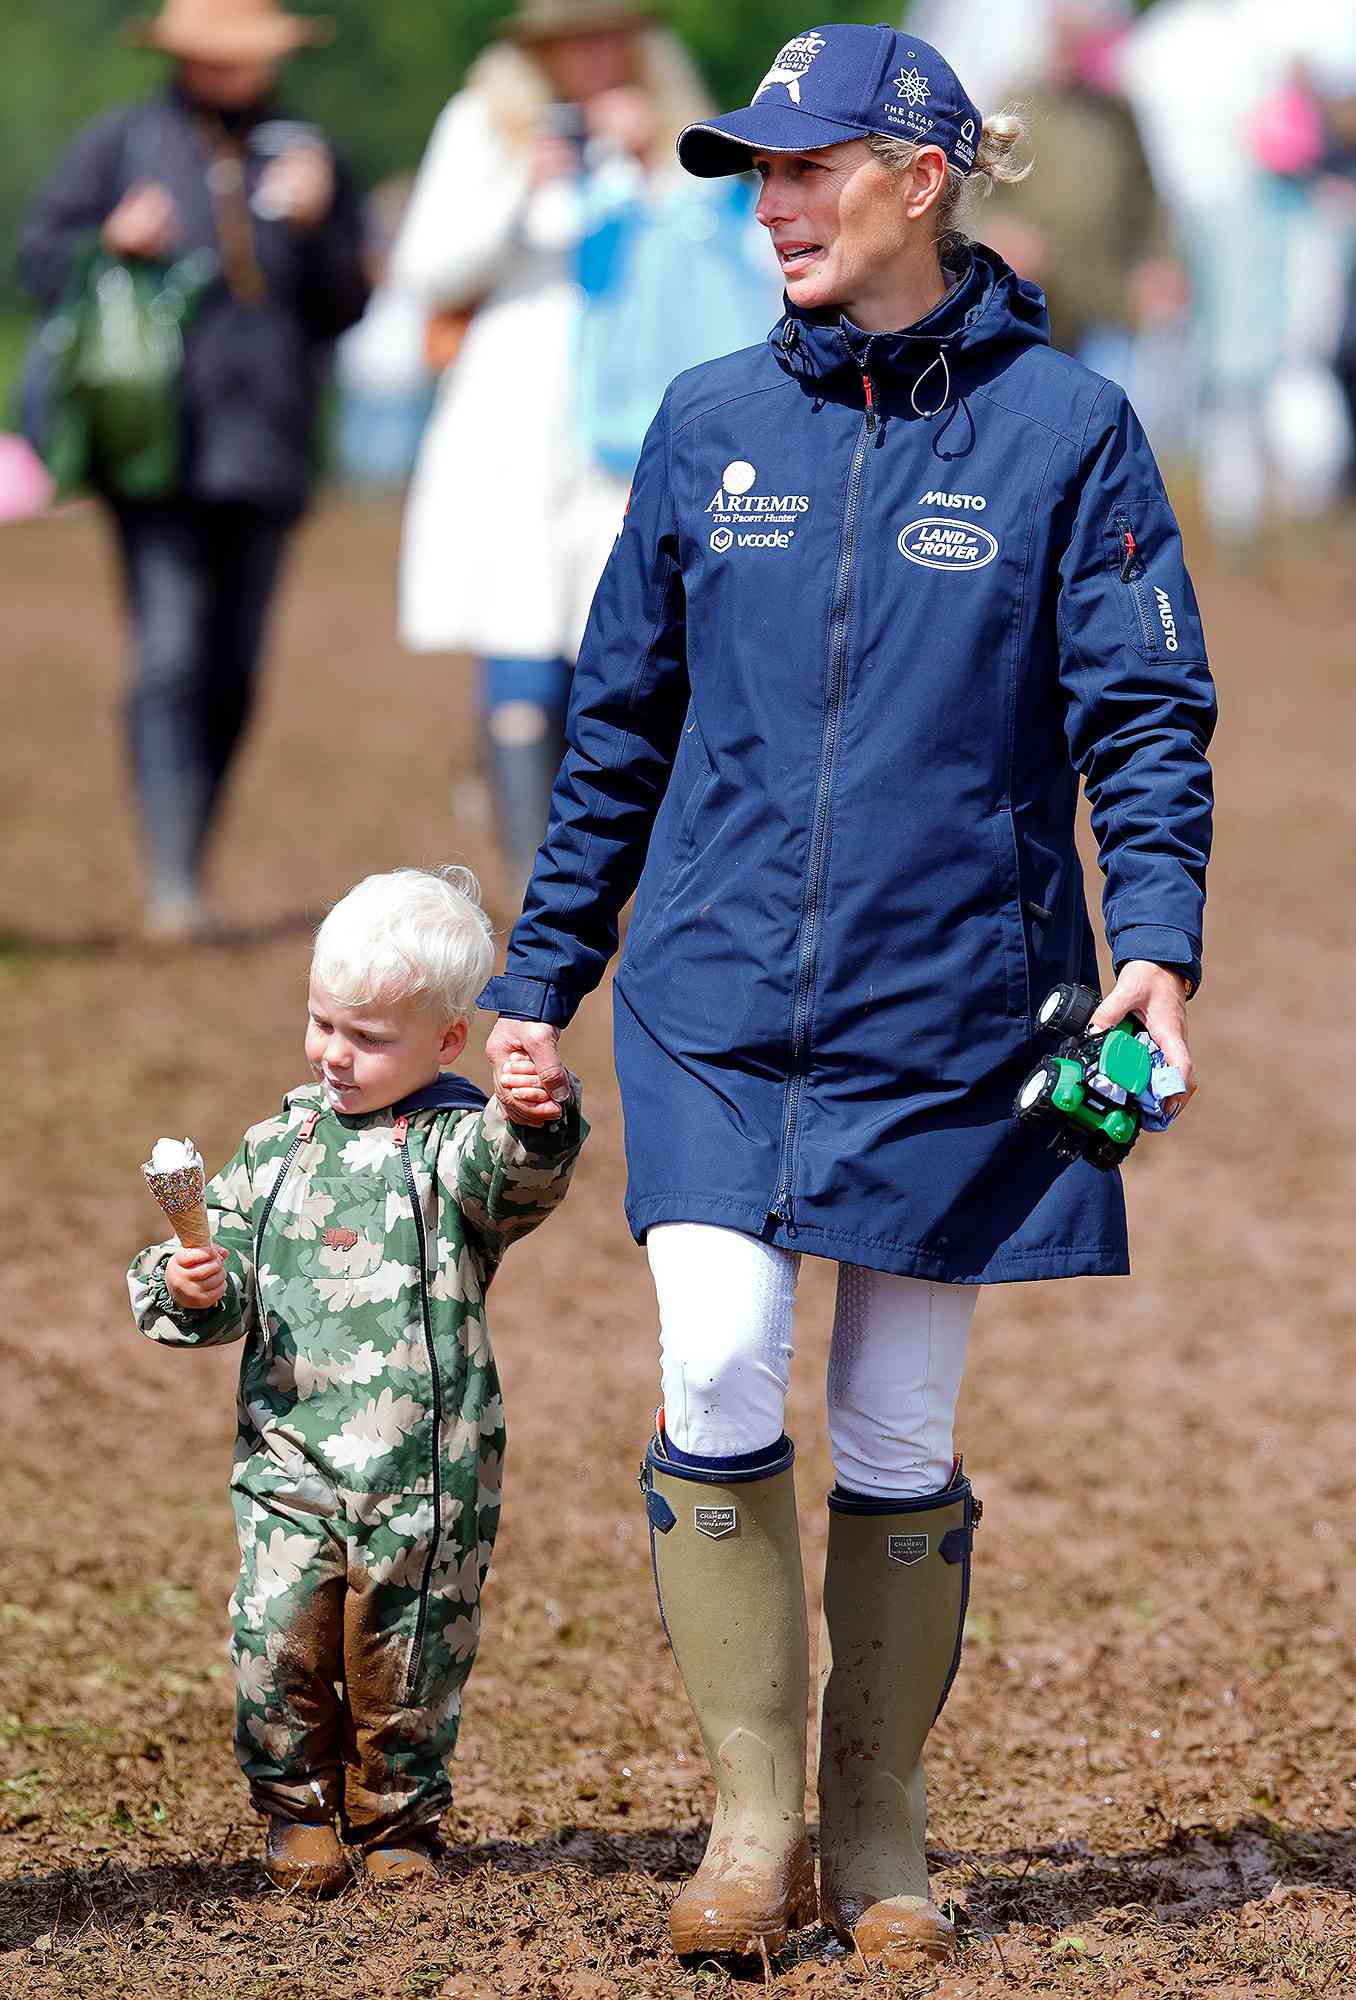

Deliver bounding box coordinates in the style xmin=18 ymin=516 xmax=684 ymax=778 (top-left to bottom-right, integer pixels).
xmin=390 ymin=90 xmax=627 ymax=661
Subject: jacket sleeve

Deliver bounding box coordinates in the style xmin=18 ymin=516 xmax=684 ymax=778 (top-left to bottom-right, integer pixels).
xmin=293 ymin=141 xmax=371 ymax=341
xmin=437 ymin=1083 xmax=587 ymax=1267
xmin=18 ymin=109 xmax=131 ymax=307
xmin=127 ymin=1139 xmax=258 ymax=1348
xmin=1056 ymin=383 xmax=1216 ymax=991
xmin=479 ymin=390 xmax=690 ymax=1025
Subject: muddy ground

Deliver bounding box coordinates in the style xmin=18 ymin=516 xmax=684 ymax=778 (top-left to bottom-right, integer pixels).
xmin=0 ymin=495 xmax=1351 ymax=1999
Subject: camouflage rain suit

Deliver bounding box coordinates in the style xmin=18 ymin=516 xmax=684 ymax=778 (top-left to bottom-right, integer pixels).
xmin=128 ymin=1076 xmax=585 ymax=1844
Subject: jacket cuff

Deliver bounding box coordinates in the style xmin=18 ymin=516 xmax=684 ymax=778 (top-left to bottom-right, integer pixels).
xmin=1111 ymin=926 xmax=1201 ymax=997
xmin=507 ymin=1076 xmax=586 ymax=1156
xmin=477 ymin=973 xmax=577 ymax=1028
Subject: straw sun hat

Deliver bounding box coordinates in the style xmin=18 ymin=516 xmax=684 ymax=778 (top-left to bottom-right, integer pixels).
xmin=125 ymin=0 xmax=333 ymax=62
xmin=500 ymin=0 xmax=657 ymax=44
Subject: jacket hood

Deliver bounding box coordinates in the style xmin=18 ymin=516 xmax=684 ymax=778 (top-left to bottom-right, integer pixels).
xmin=771 ymin=242 xmax=1049 ymax=415
xmin=283 ymin=1074 xmax=489 ymax=1125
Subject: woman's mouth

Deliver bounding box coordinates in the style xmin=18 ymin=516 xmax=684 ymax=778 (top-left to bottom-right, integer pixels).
xmin=776 ymin=241 xmax=822 ymax=273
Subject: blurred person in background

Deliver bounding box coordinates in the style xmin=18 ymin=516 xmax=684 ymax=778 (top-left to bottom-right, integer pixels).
xmin=333 ymin=178 xmax=435 ymax=490
xmin=19 ymin=0 xmax=368 ymax=942
xmin=1118 ymin=0 xmax=1356 ymax=547
xmin=390 ymin=0 xmax=774 ymax=888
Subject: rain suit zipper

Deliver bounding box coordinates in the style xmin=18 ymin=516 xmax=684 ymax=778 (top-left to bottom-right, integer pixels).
xmin=1115 ymin=514 xmax=1156 ymax=650
xmin=770 ymin=356 xmax=877 ymax=1230
xmin=253 ymin=1109 xmax=319 ymax=1267
xmin=394 ymin=1113 xmax=443 ymax=1702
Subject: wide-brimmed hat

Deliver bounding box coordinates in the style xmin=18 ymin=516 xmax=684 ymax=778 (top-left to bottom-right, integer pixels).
xmin=500 ymin=0 xmax=656 ymax=45
xmin=126 ymin=0 xmax=334 ymax=61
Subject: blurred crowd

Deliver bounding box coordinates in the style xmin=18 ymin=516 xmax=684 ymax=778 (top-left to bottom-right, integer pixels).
xmin=9 ymin=0 xmax=1356 ymax=932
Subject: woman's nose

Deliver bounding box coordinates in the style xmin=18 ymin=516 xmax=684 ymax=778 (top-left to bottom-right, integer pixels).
xmin=755 ymin=176 xmax=789 ymax=228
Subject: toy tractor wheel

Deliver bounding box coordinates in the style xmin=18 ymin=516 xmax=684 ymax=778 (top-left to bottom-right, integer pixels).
xmin=1036 ymin=982 xmax=1099 ymax=1039
xmin=1084 ymin=1128 xmax=1137 ymax=1172
xmin=1014 ymin=1057 xmax=1061 ymax=1124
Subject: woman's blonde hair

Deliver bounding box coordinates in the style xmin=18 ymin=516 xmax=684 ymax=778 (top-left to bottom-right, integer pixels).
xmin=469 ymin=26 xmax=713 ymax=160
xmin=866 ymin=107 xmax=1032 ymax=262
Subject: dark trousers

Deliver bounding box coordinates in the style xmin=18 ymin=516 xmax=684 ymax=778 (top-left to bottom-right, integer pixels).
xmin=111 ymin=499 xmax=291 ymax=907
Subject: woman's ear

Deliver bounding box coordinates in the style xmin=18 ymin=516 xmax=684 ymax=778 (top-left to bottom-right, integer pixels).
xmin=903 ymin=145 xmax=949 ymax=223
xmin=440 ymin=1017 xmax=470 ymax=1065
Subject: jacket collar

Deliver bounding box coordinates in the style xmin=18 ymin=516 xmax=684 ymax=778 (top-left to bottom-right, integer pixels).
xmin=770 ymin=242 xmax=1049 ymax=412
xmin=313 ymin=1071 xmax=489 ymax=1130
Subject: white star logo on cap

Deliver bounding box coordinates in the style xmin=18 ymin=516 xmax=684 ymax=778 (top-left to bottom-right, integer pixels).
xmin=894 ymin=66 xmax=930 ymax=109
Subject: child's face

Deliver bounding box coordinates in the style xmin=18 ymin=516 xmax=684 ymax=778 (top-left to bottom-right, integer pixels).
xmin=305 ymin=981 xmax=468 ymax=1116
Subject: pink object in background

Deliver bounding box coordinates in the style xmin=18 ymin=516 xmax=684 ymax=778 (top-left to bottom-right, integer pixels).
xmin=0 ymin=433 xmax=54 ymax=521
xmin=1249 ymin=84 xmax=1324 ymax=177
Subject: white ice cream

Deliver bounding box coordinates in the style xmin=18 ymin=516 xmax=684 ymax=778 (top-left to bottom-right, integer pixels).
xmin=145 ymin=1136 xmax=203 ymax=1175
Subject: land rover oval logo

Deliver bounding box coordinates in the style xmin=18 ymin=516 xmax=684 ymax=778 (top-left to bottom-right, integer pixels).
xmin=897 ymin=517 xmax=999 ymax=572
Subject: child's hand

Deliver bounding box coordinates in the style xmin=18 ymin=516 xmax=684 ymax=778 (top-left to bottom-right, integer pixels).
xmin=497 ymin=1051 xmax=564 ymax=1126
xmin=165 ymin=1246 xmax=228 ymax=1310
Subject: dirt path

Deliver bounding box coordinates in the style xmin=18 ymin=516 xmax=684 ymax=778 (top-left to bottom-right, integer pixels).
xmin=0 ymin=496 xmax=1351 ymax=1998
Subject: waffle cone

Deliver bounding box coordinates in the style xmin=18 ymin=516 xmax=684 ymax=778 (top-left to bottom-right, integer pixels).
xmin=168 ymin=1199 xmax=213 ymax=1250
xmin=143 ymin=1154 xmax=212 ymax=1250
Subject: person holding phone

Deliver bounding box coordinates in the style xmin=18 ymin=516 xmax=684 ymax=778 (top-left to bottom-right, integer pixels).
xmin=20 ymin=0 xmax=368 ymax=941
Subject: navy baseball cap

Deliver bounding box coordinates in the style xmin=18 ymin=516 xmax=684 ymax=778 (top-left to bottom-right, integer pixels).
xmin=678 ymin=23 xmax=982 ymax=179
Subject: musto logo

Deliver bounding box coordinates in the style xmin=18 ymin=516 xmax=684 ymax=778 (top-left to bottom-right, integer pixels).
xmin=707 ymin=460 xmax=810 ymax=553
xmin=897 ymin=516 xmax=999 ymax=572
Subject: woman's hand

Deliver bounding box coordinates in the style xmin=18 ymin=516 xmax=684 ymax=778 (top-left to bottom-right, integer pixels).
xmin=101 ymin=181 xmax=178 ymax=260
xmin=485 ymin=1017 xmax=568 ymax=1126
xmin=1090 ymin=961 xmax=1196 ymax=1114
xmin=165 ymin=1246 xmax=227 ymax=1310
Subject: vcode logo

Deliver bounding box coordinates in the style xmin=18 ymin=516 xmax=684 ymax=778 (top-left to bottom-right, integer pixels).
xmin=897 ymin=517 xmax=999 ymax=572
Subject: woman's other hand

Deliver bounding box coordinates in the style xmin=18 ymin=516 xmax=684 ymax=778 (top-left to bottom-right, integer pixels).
xmin=486 ymin=1017 xmax=568 ymax=1125
xmin=257 ymin=143 xmax=335 ymax=229
xmin=165 ymin=1246 xmax=228 ymax=1310
xmin=101 ymin=182 xmax=178 ymax=260
xmin=1090 ymin=961 xmax=1196 ymax=1114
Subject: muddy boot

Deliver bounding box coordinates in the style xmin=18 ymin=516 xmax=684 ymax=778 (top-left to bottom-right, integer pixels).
xmin=817 ymin=1467 xmax=981 ymax=1970
xmin=263 ymin=1816 xmax=351 ymax=1896
xmin=363 ymin=1832 xmax=441 ymax=1887
xmin=641 ymin=1433 xmax=816 ymax=1957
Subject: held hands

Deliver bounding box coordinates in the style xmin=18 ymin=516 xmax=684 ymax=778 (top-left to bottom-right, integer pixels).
xmin=101 ymin=181 xmax=179 ymax=260
xmin=486 ymin=1018 xmax=569 ymax=1127
xmin=1090 ymin=961 xmax=1196 ymax=1115
xmin=165 ymin=1246 xmax=228 ymax=1311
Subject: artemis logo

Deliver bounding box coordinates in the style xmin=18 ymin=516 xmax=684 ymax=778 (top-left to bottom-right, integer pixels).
xmin=1154 ymin=586 xmax=1180 ymax=651
xmin=706 ymin=459 xmax=810 ymax=551
xmin=922 ymin=489 xmax=987 ymax=511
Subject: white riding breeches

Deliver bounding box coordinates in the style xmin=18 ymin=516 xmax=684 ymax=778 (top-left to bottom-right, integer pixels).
xmin=647 ymin=1223 xmax=978 ymax=1498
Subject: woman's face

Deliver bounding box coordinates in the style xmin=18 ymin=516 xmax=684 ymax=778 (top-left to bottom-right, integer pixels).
xmin=753 ymin=140 xmax=945 ymax=330
xmin=177 ymin=57 xmax=281 ymax=108
xmin=535 ymin=28 xmax=638 ymax=103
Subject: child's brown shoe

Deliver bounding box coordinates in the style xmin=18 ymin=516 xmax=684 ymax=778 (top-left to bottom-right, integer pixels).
xmin=363 ymin=1836 xmax=440 ymax=1887
xmin=263 ymin=1817 xmax=351 ymax=1896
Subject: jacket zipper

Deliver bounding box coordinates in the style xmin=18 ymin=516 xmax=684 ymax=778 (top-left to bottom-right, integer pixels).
xmin=252 ymin=1109 xmax=320 ymax=1277
xmin=1115 ymin=513 xmax=1156 ymax=650
xmin=770 ymin=359 xmax=877 ymax=1229
xmin=395 ymin=1113 xmax=443 ymax=1703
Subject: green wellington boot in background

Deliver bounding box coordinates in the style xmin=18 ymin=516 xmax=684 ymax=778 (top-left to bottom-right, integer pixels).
xmin=642 ymin=1434 xmax=817 ymax=1956
xmin=817 ymin=1467 xmax=981 ymax=1968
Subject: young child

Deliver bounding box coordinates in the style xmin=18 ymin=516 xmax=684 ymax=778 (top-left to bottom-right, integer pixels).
xmin=128 ymin=867 xmax=585 ymax=1893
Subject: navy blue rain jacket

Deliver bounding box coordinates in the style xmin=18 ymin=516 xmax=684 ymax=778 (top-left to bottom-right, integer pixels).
xmin=482 ymin=246 xmax=1215 ymax=1283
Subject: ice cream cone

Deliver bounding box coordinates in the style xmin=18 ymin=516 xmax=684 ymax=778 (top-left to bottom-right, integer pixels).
xmin=142 ymin=1137 xmax=212 ymax=1249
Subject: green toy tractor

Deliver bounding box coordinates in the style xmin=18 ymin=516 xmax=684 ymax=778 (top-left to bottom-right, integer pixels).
xmin=1014 ymin=982 xmax=1154 ymax=1171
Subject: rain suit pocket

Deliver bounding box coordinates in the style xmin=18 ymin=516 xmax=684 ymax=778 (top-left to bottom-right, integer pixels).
xmin=1103 ymin=503 xmax=1162 ymax=658
xmin=989 ymin=807 xmax=1032 ymax=1031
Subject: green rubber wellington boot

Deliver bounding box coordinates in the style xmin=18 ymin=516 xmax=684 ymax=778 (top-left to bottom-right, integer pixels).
xmin=817 ymin=1466 xmax=981 ymax=1969
xmin=641 ymin=1434 xmax=817 ymax=1957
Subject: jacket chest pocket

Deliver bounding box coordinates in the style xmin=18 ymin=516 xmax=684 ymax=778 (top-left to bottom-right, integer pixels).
xmin=1104 ymin=504 xmax=1164 ymax=658
xmin=260 ymin=1173 xmax=407 ymax=1332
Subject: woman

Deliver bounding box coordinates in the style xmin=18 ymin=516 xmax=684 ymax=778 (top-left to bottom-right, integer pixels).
xmin=20 ymin=0 xmax=368 ymax=940
xmin=483 ymin=22 xmax=1215 ymax=1970
xmin=390 ymin=0 xmax=719 ymax=883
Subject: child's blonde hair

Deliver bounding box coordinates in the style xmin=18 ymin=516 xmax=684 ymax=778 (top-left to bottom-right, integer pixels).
xmin=311 ymin=867 xmax=495 ymax=1023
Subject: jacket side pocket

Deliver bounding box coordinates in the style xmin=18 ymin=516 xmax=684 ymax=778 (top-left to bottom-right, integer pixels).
xmin=989 ymin=806 xmax=1032 ymax=1031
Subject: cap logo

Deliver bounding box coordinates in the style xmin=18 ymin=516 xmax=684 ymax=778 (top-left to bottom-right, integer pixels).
xmin=894 ymin=65 xmax=930 ymax=109
xmin=754 ymin=31 xmax=826 ymax=106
